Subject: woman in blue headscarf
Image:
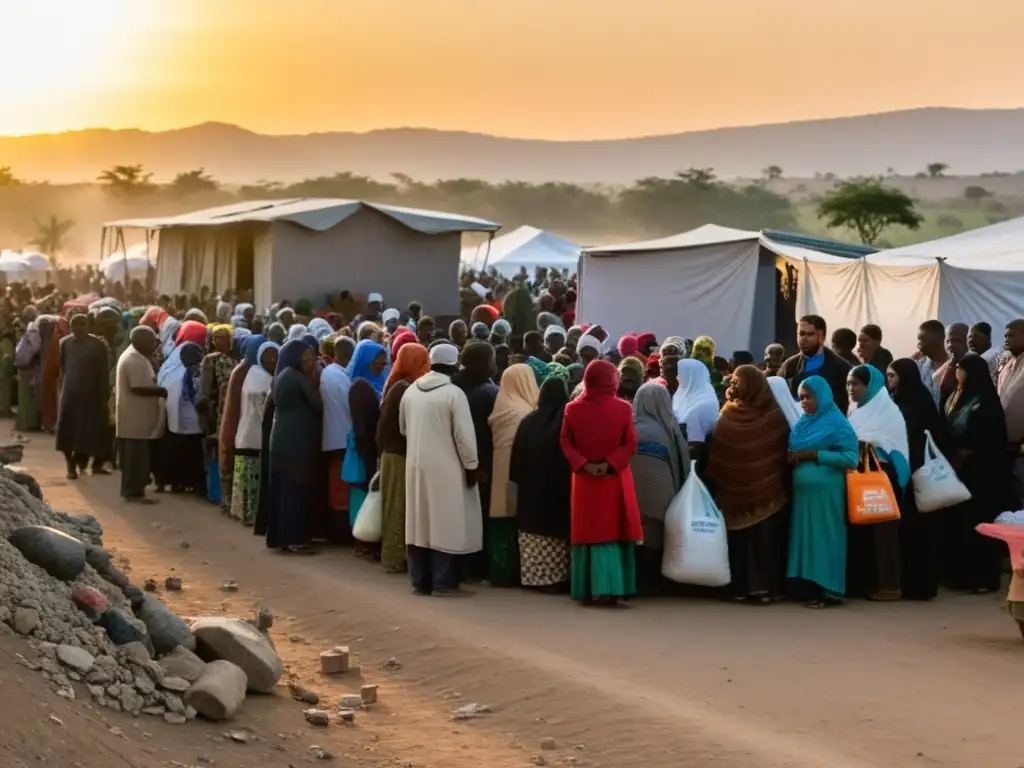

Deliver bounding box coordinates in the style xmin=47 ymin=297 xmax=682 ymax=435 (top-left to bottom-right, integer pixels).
xmin=155 ymin=341 xmax=207 ymax=495
xmin=846 ymin=364 xmax=910 ymax=601
xmin=258 ymin=339 xmax=323 ymax=554
xmin=220 ymin=334 xmax=265 ymax=519
xmin=786 ymin=375 xmax=859 ymax=608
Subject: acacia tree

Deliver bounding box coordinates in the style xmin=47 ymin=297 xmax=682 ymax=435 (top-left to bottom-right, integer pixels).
xmin=170 ymin=168 xmax=219 ymax=194
xmin=0 ymin=166 xmax=22 ymax=186
xmin=926 ymin=162 xmax=949 ymax=178
xmin=762 ymin=165 xmax=783 ymax=181
xmin=963 ymin=185 xmax=992 ymax=205
xmin=98 ymin=164 xmax=155 ymax=195
xmin=29 ymin=215 xmax=75 ymax=266
xmin=817 ymin=177 xmax=923 ymax=245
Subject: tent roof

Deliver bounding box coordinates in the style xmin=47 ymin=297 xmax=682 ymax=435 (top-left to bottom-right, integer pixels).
xmin=761 ymin=229 xmax=877 ymax=259
xmin=583 ymin=224 xmax=759 ymax=256
xmin=104 ymin=198 xmax=501 ymax=236
xmin=461 ymin=225 xmax=580 ymax=271
xmin=759 ymin=236 xmax=854 ymax=265
xmin=869 ymin=215 xmax=1024 ymax=269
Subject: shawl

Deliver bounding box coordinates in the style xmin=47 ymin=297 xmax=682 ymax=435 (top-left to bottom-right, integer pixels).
xmin=672 ymin=359 xmax=720 ymax=442
xmin=705 ymin=365 xmax=790 ymax=530
xmin=347 ymin=340 xmax=388 ymax=399
xmin=489 ymin=363 xmax=539 ymax=451
xmin=159 ymin=316 xmax=181 ymax=358
xmin=308 ymin=318 xmax=332 ymax=342
xmin=218 ymin=334 xmax=265 ymax=465
xmin=383 ymin=343 xmax=429 ymax=398
xmin=501 ymin=286 xmax=536 ymax=336
xmin=524 ymin=356 xmax=549 ymax=386
xmin=287 ymin=323 xmax=310 ymax=342
xmin=789 ymin=375 xmax=857 ymax=451
xmin=848 ymin=364 xmax=910 ymax=488
xmin=633 ymin=382 xmax=689 ymax=489
xmin=158 ymin=342 xmax=203 ymax=433
xmin=768 ymin=375 xmax=802 ymax=428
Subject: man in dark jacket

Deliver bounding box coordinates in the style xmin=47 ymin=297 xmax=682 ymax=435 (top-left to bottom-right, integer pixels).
xmin=779 ymin=314 xmax=852 ymax=414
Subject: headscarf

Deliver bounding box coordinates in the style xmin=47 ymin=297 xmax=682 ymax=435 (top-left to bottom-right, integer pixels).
xmin=381 ymin=307 xmax=401 ymax=326
xmin=242 ymin=334 xmax=267 ymax=367
xmin=301 ymin=334 xmax=319 ymax=352
xmin=636 ymin=332 xmax=657 ymax=353
xmin=175 ymin=320 xmax=208 ymax=347
xmin=266 ymin=322 xmax=286 ymax=345
xmin=581 ymin=359 xmax=619 ymax=402
xmin=543 ymin=362 xmax=570 ymax=385
xmin=308 ymin=318 xmax=332 ymax=342
xmin=645 ymin=352 xmax=661 ymax=382
xmin=577 ymin=335 xmax=602 ymax=355
xmin=215 ymin=301 xmax=232 ymax=322
xmin=256 ymin=340 xmax=280 ymax=369
xmin=672 ymin=359 xmax=720 ymax=442
xmin=185 ymin=308 xmax=209 ymax=324
xmin=469 ymin=304 xmax=499 ymax=327
xmin=489 ymin=364 xmax=540 ymax=434
xmin=543 ymin=324 xmax=567 ymax=343
xmin=347 ymin=339 xmax=388 ymax=398
xmin=567 ymin=363 xmax=585 ymax=393
xmin=232 ymin=302 xmax=253 ymax=321
xmin=767 ymin=376 xmax=801 ymax=428
xmin=848 ymin=364 xmax=910 ymax=488
xmin=383 ymin=343 xmax=429 ymax=398
xmin=210 ymin=323 xmax=234 ymax=342
xmin=536 ymin=311 xmax=562 ymax=332
xmin=789 ymin=375 xmax=857 ymax=452
xmin=946 ymin=351 xmax=1003 ymax=418
xmin=274 ymin=338 xmax=309 ymax=376
xmin=390 ymin=329 xmax=416 ymax=357
xmin=287 ymin=323 xmax=310 ymax=342
xmin=705 ymin=365 xmax=791 ymax=529
xmin=633 ymin=382 xmax=689 ymax=489
xmin=617 ymin=334 xmax=640 ymax=359
xmin=662 ymin=336 xmax=687 ymax=357
xmin=157 ymin=342 xmax=203 ymax=433
xmin=294 ymin=298 xmax=313 ymax=317
xmin=523 ymin=376 xmax=571 ymax=454
xmin=524 ymin=356 xmax=549 ymax=386
xmin=470 ymin=322 xmax=490 ymax=340
xmin=618 ymin=357 xmax=645 ymax=391
xmin=490 ymin=319 xmax=511 ymax=339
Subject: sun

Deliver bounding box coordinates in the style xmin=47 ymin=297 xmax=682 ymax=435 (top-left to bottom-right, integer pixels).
xmin=0 ymin=0 xmax=166 ymax=135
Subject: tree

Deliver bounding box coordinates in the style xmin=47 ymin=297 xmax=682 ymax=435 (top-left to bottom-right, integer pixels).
xmin=170 ymin=168 xmax=219 ymax=194
xmin=29 ymin=215 xmax=75 ymax=265
xmin=816 ymin=177 xmax=923 ymax=245
xmin=963 ymin=185 xmax=992 ymax=205
xmin=762 ymin=165 xmax=783 ymax=181
xmin=0 ymin=166 xmax=22 ymax=186
xmin=926 ymin=162 xmax=949 ymax=178
xmin=98 ymin=164 xmax=155 ymax=195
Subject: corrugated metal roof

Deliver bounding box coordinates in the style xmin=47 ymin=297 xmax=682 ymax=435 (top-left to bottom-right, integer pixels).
xmin=104 ymin=198 xmax=501 ymax=236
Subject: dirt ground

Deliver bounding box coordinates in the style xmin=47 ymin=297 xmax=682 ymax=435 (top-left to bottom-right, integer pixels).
xmin=1 ymin=433 xmax=1022 ymax=768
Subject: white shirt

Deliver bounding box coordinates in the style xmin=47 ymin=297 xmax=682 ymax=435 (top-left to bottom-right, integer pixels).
xmin=235 ymin=366 xmax=272 ymax=451
xmin=320 ymin=363 xmax=353 ymax=452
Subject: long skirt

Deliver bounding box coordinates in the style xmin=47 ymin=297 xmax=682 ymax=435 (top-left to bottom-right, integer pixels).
xmin=379 ymin=452 xmax=408 ymax=573
xmin=487 ymin=517 xmax=521 ymax=587
xmin=727 ymin=510 xmax=789 ymax=600
xmin=570 ymin=542 xmax=637 ymax=601
xmin=788 ymin=463 xmax=847 ymax=599
xmin=519 ymin=532 xmax=569 ymax=587
xmin=153 ymin=431 xmax=206 ymax=495
xmin=322 ymin=450 xmax=351 ymax=543
xmin=230 ymin=452 xmax=261 ymax=526
xmin=264 ymin=454 xmax=315 ymax=550
xmin=900 ymin=493 xmax=941 ymax=600
xmin=15 ymin=374 xmax=39 ymax=431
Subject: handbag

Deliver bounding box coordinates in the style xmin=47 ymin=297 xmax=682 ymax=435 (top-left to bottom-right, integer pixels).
xmin=847 ymin=444 xmax=900 ymax=525
xmin=340 ymin=432 xmax=367 ymax=484
xmin=912 ymin=430 xmax=971 ymax=513
xmin=352 ymin=472 xmax=383 ymax=542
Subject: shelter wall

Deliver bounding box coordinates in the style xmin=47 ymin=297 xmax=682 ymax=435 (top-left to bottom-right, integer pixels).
xmin=268 ymin=208 xmax=460 ymax=314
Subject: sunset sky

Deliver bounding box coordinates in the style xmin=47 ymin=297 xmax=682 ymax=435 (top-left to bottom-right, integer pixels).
xmin=1 ymin=0 xmax=1021 ymax=140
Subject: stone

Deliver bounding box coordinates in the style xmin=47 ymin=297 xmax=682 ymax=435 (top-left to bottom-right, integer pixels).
xmin=164 ymin=577 xmax=182 ymax=592
xmin=158 ymin=645 xmax=206 ymax=683
xmin=309 ymin=745 xmax=335 ymax=760
xmin=13 ymin=607 xmax=39 ymax=635
xmin=360 ymin=685 xmax=378 ymax=705
xmin=135 ymin=596 xmax=195 ymax=655
xmin=88 ymin=684 xmax=106 ymax=699
xmin=71 ymin=587 xmax=110 ymax=620
xmin=8 ymin=526 xmax=86 ymax=581
xmin=56 ymin=687 xmax=76 ymax=702
xmin=0 ymin=442 xmax=25 ymax=465
xmin=319 ymin=648 xmax=349 ymax=675
xmin=179 ymin=541 xmax=190 ymax=549
xmin=164 ymin=694 xmax=186 ymax=715
xmin=184 ymin=706 xmax=197 ymax=721
xmin=184 ymin=660 xmax=247 ymax=721
xmin=142 ymin=706 xmax=166 ymax=717
xmin=452 ymin=703 xmax=491 ymax=721
xmin=84 ymin=545 xmax=112 ymax=572
xmin=338 ymin=709 xmax=356 ymax=724
xmin=160 ymin=676 xmax=190 ymax=693
xmin=220 ymin=580 xmax=238 ymax=592
xmin=123 ymin=584 xmax=143 ymax=601
xmin=97 ymin=608 xmax=147 ymax=647
xmin=191 ymin=617 xmax=282 ymax=693
xmin=288 ymin=682 xmax=319 ymax=705
xmin=163 ymin=712 xmax=187 ymax=725
xmin=339 ymin=694 xmax=362 ymax=709
xmin=121 ymin=641 xmax=151 ymax=666
xmin=56 ymin=645 xmax=96 ymax=675
xmin=134 ymin=673 xmax=156 ymax=695
xmin=541 ymin=738 xmax=557 ymax=751
xmin=304 ymin=709 xmax=330 ymax=727
xmin=143 ymin=579 xmax=158 ymax=593
xmin=227 ymin=730 xmax=249 ymax=743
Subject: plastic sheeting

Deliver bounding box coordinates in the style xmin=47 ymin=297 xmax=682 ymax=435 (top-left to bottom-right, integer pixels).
xmin=461 ymin=225 xmax=580 ymax=277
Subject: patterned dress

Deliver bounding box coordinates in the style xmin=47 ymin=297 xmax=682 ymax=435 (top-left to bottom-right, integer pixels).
xmin=201 ymin=351 xmax=238 ymax=508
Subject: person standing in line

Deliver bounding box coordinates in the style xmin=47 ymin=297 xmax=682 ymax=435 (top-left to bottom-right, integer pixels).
xmin=232 ymin=341 xmax=279 ymax=526
xmin=56 ymin=314 xmax=111 ymax=479
xmin=941 ymin=323 xmax=970 ymax=409
xmin=967 ymin=321 xmax=1003 ymax=384
xmin=856 ymin=324 xmax=893 ymax=373
xmin=115 ymin=326 xmax=166 ymax=504
xmin=401 ymin=344 xmax=482 ymax=597
xmin=779 ymin=315 xmax=852 ymax=414
xmin=321 ymin=336 xmax=355 ymax=539
xmin=915 ymin=320 xmax=948 ymax=408
xmin=997 ymin=319 xmax=1024 ymax=502
xmin=219 ymin=334 xmax=266 ymax=519
xmin=200 ymin=324 xmax=237 ymax=505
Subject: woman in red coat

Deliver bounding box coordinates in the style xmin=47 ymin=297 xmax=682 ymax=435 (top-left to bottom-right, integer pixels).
xmin=560 ymin=360 xmax=642 ymax=604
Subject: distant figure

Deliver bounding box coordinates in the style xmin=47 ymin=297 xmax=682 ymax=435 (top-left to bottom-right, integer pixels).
xmin=56 ymin=314 xmax=111 ymax=479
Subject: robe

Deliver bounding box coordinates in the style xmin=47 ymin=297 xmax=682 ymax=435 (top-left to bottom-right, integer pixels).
xmin=55 ymin=335 xmax=111 ymax=458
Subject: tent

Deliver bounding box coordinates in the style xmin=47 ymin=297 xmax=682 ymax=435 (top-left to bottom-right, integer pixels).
xmin=0 ymin=250 xmax=49 ymax=283
xmin=460 ymin=225 xmax=580 ymax=277
xmin=100 ymin=243 xmax=154 ymax=283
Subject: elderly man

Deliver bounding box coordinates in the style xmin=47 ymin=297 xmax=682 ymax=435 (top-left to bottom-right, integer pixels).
xmin=115 ymin=326 xmax=167 ymax=503
xmin=400 ymin=343 xmax=481 ymax=596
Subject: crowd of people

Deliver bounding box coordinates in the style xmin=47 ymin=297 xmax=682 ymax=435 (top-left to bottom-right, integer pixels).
xmin=4 ymin=271 xmax=1024 ymax=613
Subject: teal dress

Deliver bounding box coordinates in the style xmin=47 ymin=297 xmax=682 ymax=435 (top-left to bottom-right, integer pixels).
xmin=785 ymin=375 xmax=859 ymax=599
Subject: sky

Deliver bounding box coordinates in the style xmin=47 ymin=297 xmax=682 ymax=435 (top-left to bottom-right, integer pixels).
xmin=1 ymin=0 xmax=1022 ymax=140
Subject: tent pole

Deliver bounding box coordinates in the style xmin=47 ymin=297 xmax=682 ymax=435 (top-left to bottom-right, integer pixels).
xmin=480 ymin=233 xmax=495 ymax=272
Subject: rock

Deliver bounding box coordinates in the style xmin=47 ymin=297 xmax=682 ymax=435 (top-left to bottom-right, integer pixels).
xmin=123 ymin=584 xmax=143 ymax=601
xmin=164 ymin=577 xmax=182 ymax=592
xmin=164 ymin=712 xmax=187 ymax=725
xmin=121 ymin=641 xmax=151 ymax=666
xmin=184 ymin=705 xmax=197 ymax=721
xmin=8 ymin=526 xmax=86 ymax=581
xmin=97 ymin=608 xmax=147 ymax=647
xmin=0 ymin=443 xmax=25 ymax=465
xmin=143 ymin=579 xmax=158 ymax=593
xmin=360 ymin=685 xmax=378 ymax=705
xmin=226 ymin=730 xmax=249 ymax=744
xmin=135 ymin=596 xmax=195 ymax=655
xmin=13 ymin=607 xmax=39 ymax=635
xmin=134 ymin=673 xmax=156 ymax=695
xmin=339 ymin=694 xmax=362 ymax=709
xmin=179 ymin=541 xmax=190 ymax=549
xmin=56 ymin=687 xmax=76 ymax=702
xmin=288 ymin=682 xmax=319 ymax=705
xmin=84 ymin=545 xmax=112 ymax=572
xmin=541 ymin=738 xmax=557 ymax=751
xmin=309 ymin=745 xmax=335 ymax=760
xmin=338 ymin=709 xmax=356 ymax=723
xmin=6 ymin=469 xmax=42 ymax=499
xmin=142 ymin=706 xmax=166 ymax=717
xmin=452 ymin=703 xmax=491 ymax=721
xmin=184 ymin=660 xmax=247 ymax=721
xmin=160 ymin=676 xmax=190 ymax=693
xmin=191 ymin=617 xmax=282 ymax=693
xmin=319 ymin=647 xmax=349 ymax=675
xmin=164 ymin=693 xmax=186 ymax=714
xmin=71 ymin=587 xmax=110 ymax=620
xmin=56 ymin=645 xmax=96 ymax=675
xmin=304 ymin=709 xmax=331 ymax=727
xmin=159 ymin=646 xmax=206 ymax=683
xmin=220 ymin=580 xmax=238 ymax=592
xmin=382 ymin=656 xmax=402 ymax=671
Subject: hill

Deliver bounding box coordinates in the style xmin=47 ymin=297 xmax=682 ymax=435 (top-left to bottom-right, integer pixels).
xmin=3 ymin=108 xmax=1024 ymax=185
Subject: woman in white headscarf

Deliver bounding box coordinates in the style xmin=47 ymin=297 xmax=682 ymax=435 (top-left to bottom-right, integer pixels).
xmin=672 ymin=359 xmax=720 ymax=450
xmin=308 ymin=318 xmax=332 ymax=343
xmin=286 ymin=323 xmax=310 ymax=342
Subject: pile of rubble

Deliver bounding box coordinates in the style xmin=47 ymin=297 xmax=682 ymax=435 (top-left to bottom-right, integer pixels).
xmin=0 ymin=466 xmax=283 ymax=724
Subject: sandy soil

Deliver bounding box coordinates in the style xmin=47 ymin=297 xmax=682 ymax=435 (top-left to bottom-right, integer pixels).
xmin=1 ymin=433 xmax=1021 ymax=768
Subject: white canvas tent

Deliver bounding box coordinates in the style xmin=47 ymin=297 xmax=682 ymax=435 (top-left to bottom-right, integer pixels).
xmin=100 ymin=243 xmax=154 ymax=283
xmin=0 ymin=250 xmax=49 ymax=283
xmin=461 ymin=225 xmax=580 ymax=277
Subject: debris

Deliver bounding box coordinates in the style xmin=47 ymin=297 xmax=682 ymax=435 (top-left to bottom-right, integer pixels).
xmin=48 ymin=714 xmax=63 ymax=726
xmin=340 ymin=694 xmax=362 ymax=709
xmin=288 ymin=681 xmax=319 ymax=705
xmin=451 ymin=703 xmax=491 ymax=721
xmin=319 ymin=647 xmax=349 ymax=675
xmin=13 ymin=606 xmax=39 ymax=635
xmin=338 ymin=709 xmax=356 ymax=724
xmin=382 ymin=656 xmax=402 ymax=672
xmin=143 ymin=579 xmax=158 ymax=593
xmin=304 ymin=709 xmax=331 ymax=727
xmin=179 ymin=541 xmax=190 ymax=549
xmin=220 ymin=580 xmax=238 ymax=592
xmin=163 ymin=712 xmax=187 ymax=725
xmin=360 ymin=684 xmax=379 ymax=705
xmin=164 ymin=577 xmax=182 ymax=592
xmin=309 ymin=745 xmax=335 ymax=760
xmin=226 ymin=730 xmax=250 ymax=744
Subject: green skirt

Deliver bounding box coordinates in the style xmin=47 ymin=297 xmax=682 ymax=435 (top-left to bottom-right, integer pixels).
xmin=570 ymin=542 xmax=637 ymax=601
xmin=231 ymin=454 xmax=261 ymax=526
xmin=16 ymin=375 xmax=40 ymax=431
xmin=487 ymin=517 xmax=521 ymax=587
xmin=379 ymin=452 xmax=408 ymax=573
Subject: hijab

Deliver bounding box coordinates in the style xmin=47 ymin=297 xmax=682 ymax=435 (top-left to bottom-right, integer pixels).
xmin=347 ymin=339 xmax=388 ymax=398
xmin=391 ymin=329 xmax=416 ymax=356
xmin=308 ymin=318 xmax=332 ymax=342
xmin=767 ymin=375 xmax=802 ymax=428
xmin=789 ymin=375 xmax=857 ymax=452
xmin=489 ymin=363 xmax=540 ymax=435
xmin=581 ymin=359 xmax=618 ymax=402
xmin=287 ymin=323 xmax=310 ymax=342
xmin=383 ymin=343 xmax=430 ymax=398
xmin=633 ymin=382 xmax=688 ymax=489
xmin=672 ymin=359 xmax=720 ymax=442
xmin=266 ymin=322 xmax=287 ymax=345
xmin=946 ymin=351 xmax=1002 ymax=417
xmin=521 ymin=376 xmax=571 ymax=451
xmin=617 ymin=334 xmax=639 ymax=358
xmin=274 ymin=338 xmax=308 ymax=376
xmin=524 ymin=356 xmax=549 ymax=386
xmin=543 ymin=362 xmax=570 ymax=386
xmin=848 ymin=364 xmax=910 ymax=488
xmin=242 ymin=334 xmax=266 ymax=367
xmin=175 ymin=320 xmax=208 ymax=347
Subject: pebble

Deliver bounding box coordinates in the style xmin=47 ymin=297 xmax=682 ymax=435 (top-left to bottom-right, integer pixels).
xmin=382 ymin=656 xmax=403 ymax=671
xmin=288 ymin=682 xmax=319 ymax=705
xmin=164 ymin=577 xmax=182 ymax=592
xmin=142 ymin=706 xmax=167 ymax=717
xmin=339 ymin=694 xmax=362 ymax=709
xmin=164 ymin=712 xmax=187 ymax=725
xmin=452 ymin=702 xmax=491 ymax=721
xmin=161 ymin=676 xmax=191 ymax=693
xmin=13 ymin=607 xmax=39 ymax=635
xmin=540 ymin=737 xmax=557 ymax=751
xmin=48 ymin=715 xmax=64 ymax=726
xmin=179 ymin=541 xmax=190 ymax=549
xmin=220 ymin=580 xmax=239 ymax=592
xmin=338 ymin=709 xmax=356 ymax=724
xmin=309 ymin=745 xmax=335 ymax=760
xmin=227 ymin=730 xmax=250 ymax=743
xmin=143 ymin=579 xmax=158 ymax=593
xmin=304 ymin=709 xmax=331 ymax=727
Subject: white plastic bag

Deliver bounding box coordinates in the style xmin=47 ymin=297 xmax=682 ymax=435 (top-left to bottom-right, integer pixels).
xmin=912 ymin=430 xmax=971 ymax=513
xmin=661 ymin=465 xmax=731 ymax=587
xmin=353 ymin=472 xmax=383 ymax=542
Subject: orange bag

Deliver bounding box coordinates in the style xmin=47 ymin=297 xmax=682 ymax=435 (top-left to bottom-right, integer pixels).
xmin=847 ymin=444 xmax=901 ymax=525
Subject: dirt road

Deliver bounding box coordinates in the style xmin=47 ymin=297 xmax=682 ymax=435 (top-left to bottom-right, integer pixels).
xmin=8 ymin=436 xmax=1022 ymax=767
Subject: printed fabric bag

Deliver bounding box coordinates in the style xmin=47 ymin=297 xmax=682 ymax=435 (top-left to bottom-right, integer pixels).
xmin=912 ymin=429 xmax=971 ymax=513
xmin=847 ymin=444 xmax=900 ymax=524
xmin=352 ymin=472 xmax=382 ymax=542
xmin=662 ymin=462 xmax=731 ymax=587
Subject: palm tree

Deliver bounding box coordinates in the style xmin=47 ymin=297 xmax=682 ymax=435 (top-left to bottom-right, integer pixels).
xmin=170 ymin=168 xmax=219 ymax=194
xmin=97 ymin=164 xmax=155 ymax=195
xmin=29 ymin=215 xmax=75 ymax=267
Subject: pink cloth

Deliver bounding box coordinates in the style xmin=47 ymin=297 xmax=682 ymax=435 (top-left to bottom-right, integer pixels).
xmin=976 ymin=523 xmax=1024 ymax=569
